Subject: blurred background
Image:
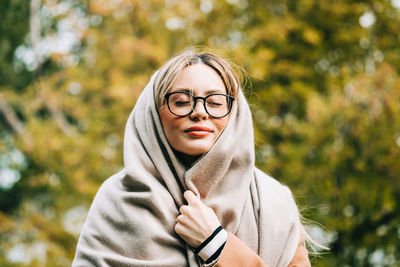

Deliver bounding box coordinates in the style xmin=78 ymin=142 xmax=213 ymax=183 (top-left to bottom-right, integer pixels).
xmin=1 ymin=0 xmax=399 ymax=266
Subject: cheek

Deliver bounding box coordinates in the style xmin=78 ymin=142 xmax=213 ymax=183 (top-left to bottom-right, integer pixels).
xmin=159 ymin=107 xmax=180 ymax=137
xmin=159 ymin=108 xmax=171 ymax=132
xmin=213 ymin=116 xmax=229 ymax=134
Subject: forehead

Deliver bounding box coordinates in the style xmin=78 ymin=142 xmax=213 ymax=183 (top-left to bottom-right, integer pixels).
xmin=170 ymin=63 xmax=226 ymax=94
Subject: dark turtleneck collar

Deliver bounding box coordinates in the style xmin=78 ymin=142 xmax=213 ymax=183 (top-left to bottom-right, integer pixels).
xmin=172 ymin=148 xmax=203 ymax=169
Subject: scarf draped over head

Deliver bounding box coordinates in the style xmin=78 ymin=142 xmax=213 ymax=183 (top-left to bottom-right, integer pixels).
xmin=73 ymin=72 xmax=301 ymax=267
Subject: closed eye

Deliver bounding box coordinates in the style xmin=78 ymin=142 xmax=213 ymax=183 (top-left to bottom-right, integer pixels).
xmin=207 ymin=101 xmax=223 ymax=106
xmin=174 ymin=101 xmax=191 ymax=106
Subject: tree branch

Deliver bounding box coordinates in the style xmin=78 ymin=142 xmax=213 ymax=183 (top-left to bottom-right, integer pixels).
xmin=0 ymin=95 xmax=33 ymax=148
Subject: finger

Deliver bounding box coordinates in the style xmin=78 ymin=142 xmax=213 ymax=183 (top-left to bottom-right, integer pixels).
xmin=174 ymin=222 xmax=184 ymax=235
xmin=179 ymin=205 xmax=189 ymax=214
xmin=183 ymin=190 xmax=198 ymax=205
xmin=176 ymin=214 xmax=185 ymax=224
xmin=174 ymin=223 xmax=192 ymax=242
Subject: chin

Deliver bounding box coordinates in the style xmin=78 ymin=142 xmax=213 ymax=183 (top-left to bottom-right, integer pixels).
xmin=171 ymin=138 xmax=215 ymax=156
xmin=181 ymin=148 xmax=207 ymax=156
xmin=181 ymin=144 xmax=212 ymax=156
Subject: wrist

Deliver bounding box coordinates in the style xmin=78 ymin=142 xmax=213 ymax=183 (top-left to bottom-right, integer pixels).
xmin=194 ymin=226 xmax=228 ymax=262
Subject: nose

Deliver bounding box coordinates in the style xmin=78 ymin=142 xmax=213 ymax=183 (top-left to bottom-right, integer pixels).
xmin=189 ymin=100 xmax=208 ymax=120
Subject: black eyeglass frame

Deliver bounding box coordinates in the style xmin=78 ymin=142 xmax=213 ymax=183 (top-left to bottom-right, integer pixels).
xmin=164 ymin=91 xmax=235 ymax=118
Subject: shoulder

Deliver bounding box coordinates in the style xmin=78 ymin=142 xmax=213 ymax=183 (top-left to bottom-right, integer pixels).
xmin=254 ymin=168 xmax=294 ymax=199
xmin=82 ymin=170 xmax=125 ymax=223
xmin=254 ymin=168 xmax=284 ymax=187
xmin=254 ymin=168 xmax=299 ymax=219
xmin=91 ymin=170 xmax=125 ymax=202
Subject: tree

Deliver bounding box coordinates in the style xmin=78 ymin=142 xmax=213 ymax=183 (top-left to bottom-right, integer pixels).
xmin=1 ymin=0 xmax=399 ymax=266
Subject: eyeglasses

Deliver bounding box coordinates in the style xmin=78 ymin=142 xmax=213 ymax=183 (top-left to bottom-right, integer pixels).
xmin=164 ymin=91 xmax=235 ymax=118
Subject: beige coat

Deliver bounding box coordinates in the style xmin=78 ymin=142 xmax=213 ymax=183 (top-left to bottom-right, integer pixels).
xmin=73 ymin=72 xmax=305 ymax=267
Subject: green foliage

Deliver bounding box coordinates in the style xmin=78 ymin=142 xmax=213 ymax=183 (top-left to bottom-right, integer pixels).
xmin=1 ymin=0 xmax=399 ymax=266
xmin=255 ymin=64 xmax=400 ymax=266
xmin=0 ymin=0 xmax=33 ymax=89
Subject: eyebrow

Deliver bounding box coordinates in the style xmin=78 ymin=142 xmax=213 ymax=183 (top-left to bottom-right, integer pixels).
xmin=172 ymin=88 xmax=225 ymax=94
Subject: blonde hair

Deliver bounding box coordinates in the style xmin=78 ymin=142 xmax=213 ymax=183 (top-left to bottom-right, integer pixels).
xmin=154 ymin=50 xmax=241 ymax=109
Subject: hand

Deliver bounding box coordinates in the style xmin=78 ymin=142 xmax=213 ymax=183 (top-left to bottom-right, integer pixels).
xmin=174 ymin=190 xmax=221 ymax=248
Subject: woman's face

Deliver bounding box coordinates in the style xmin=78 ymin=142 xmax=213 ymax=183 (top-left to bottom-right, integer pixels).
xmin=159 ymin=63 xmax=230 ymax=156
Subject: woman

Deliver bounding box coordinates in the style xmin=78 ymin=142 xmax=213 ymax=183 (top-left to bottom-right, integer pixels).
xmin=73 ymin=50 xmax=311 ymax=266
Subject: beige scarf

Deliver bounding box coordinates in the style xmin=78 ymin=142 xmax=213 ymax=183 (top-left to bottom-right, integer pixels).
xmin=73 ymin=73 xmax=301 ymax=267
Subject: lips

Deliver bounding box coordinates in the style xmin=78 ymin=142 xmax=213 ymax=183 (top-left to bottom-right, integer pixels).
xmin=184 ymin=126 xmax=212 ymax=137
